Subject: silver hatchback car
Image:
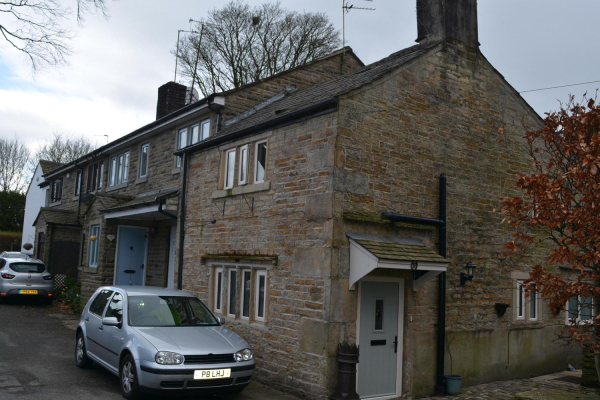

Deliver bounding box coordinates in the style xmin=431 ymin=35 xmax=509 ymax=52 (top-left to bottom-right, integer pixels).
xmin=76 ymin=286 xmax=255 ymax=399
xmin=0 ymin=257 xmax=53 ymax=304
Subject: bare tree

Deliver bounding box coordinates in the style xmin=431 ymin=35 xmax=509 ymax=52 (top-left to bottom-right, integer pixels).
xmin=0 ymin=0 xmax=110 ymax=72
xmin=0 ymin=135 xmax=31 ymax=193
xmin=175 ymin=0 xmax=340 ymax=96
xmin=33 ymin=132 xmax=96 ymax=166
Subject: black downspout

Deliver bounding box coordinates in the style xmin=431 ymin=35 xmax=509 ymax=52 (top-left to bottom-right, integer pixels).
xmin=157 ymin=198 xmax=177 ymax=220
xmin=176 ymin=153 xmax=188 ymax=290
xmin=436 ymin=173 xmax=447 ymax=394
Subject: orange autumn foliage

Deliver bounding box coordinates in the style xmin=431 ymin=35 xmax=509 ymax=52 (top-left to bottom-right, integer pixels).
xmin=502 ymin=96 xmax=600 ymax=349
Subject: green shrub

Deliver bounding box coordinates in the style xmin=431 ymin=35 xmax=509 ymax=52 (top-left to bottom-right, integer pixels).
xmin=56 ymin=276 xmax=81 ymax=312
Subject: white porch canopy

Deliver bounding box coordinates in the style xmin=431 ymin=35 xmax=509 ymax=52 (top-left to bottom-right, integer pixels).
xmin=348 ymin=233 xmax=448 ymax=291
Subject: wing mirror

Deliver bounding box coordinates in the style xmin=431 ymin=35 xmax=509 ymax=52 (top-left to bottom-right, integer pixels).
xmin=102 ymin=317 xmax=121 ymax=327
xmin=217 ymin=317 xmax=226 ymax=325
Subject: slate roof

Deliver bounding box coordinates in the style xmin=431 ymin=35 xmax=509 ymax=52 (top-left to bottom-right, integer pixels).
xmin=354 ymin=239 xmax=447 ymax=263
xmin=39 ymin=160 xmax=64 ymax=175
xmin=33 ymin=208 xmax=79 ymax=227
xmin=218 ymin=44 xmax=429 ymax=136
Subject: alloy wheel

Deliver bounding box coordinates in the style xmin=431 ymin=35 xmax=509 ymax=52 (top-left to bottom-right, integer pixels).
xmin=76 ymin=338 xmax=84 ymax=363
xmin=122 ymin=361 xmax=134 ymax=394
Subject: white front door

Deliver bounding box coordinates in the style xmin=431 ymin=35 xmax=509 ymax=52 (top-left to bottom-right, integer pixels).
xmin=358 ymin=281 xmax=403 ymax=399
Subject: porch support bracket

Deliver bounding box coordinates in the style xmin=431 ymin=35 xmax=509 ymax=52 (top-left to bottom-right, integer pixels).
xmin=413 ymin=270 xmax=442 ymax=292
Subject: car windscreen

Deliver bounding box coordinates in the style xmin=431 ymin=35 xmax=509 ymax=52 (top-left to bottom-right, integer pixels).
xmin=128 ymin=296 xmax=219 ymax=327
xmin=9 ymin=262 xmax=45 ymax=273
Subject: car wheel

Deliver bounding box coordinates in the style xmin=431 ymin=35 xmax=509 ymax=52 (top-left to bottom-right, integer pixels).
xmin=120 ymin=354 xmax=141 ymax=400
xmin=75 ymin=332 xmax=93 ymax=368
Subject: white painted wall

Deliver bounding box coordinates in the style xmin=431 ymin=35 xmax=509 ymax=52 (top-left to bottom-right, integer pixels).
xmin=21 ymin=164 xmax=48 ymax=255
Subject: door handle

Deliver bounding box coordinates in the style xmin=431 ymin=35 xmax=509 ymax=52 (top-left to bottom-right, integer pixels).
xmin=85 ymin=317 xmax=89 ymax=322
xmin=140 ymin=263 xmax=144 ymax=270
xmin=393 ymin=336 xmax=398 ymax=353
xmin=99 ymin=325 xmax=103 ymax=331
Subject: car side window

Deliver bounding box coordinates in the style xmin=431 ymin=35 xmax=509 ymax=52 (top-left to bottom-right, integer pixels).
xmin=89 ymin=290 xmax=114 ymax=316
xmin=0 ymin=259 xmax=5 ymax=268
xmin=104 ymin=293 xmax=124 ymax=323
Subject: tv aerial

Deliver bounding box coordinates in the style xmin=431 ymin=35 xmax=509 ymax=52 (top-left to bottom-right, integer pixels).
xmin=342 ymin=1 xmax=376 ymax=52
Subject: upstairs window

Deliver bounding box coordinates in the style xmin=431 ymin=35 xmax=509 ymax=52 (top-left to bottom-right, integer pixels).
xmin=109 ymin=151 xmax=129 ymax=186
xmin=87 ymin=161 xmax=104 ymax=193
xmin=89 ymin=225 xmax=100 ymax=268
xmin=74 ymin=170 xmax=82 ymax=196
xmin=239 ymin=145 xmax=248 ymax=185
xmin=517 ymin=281 xmax=525 ymax=320
xmin=139 ymin=143 xmax=149 ymax=178
xmin=255 ymin=140 xmax=267 ymax=183
xmin=176 ymin=119 xmax=210 ymax=168
xmin=567 ymin=295 xmax=594 ymax=325
xmin=50 ymin=178 xmax=63 ymax=203
xmin=224 ymin=148 xmax=236 ymax=189
xmin=200 ymin=119 xmax=210 ymax=141
xmin=176 ymin=127 xmax=188 ymax=168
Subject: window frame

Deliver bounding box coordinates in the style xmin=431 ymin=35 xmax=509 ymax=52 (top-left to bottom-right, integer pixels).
xmin=88 ymin=224 xmax=100 ymax=268
xmin=239 ymin=144 xmax=249 ymax=185
xmin=228 ymin=269 xmax=237 ymax=317
xmin=516 ymin=280 xmax=525 ymax=320
xmin=254 ymin=140 xmax=267 ymax=183
xmin=224 ymin=148 xmax=237 ymax=190
xmin=566 ymin=295 xmax=595 ymax=325
xmin=139 ymin=143 xmax=149 ymax=178
xmin=254 ymin=269 xmax=267 ymax=322
xmin=240 ymin=269 xmax=252 ymax=320
xmin=109 ymin=151 xmax=130 ymax=187
xmin=200 ymin=119 xmax=210 ymax=141
xmin=214 ymin=267 xmax=224 ymax=314
xmin=74 ymin=170 xmax=82 ymax=196
xmin=50 ymin=178 xmax=63 ymax=203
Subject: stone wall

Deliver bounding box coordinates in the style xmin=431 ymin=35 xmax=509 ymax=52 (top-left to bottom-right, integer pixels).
xmin=582 ymin=344 xmax=599 ymax=388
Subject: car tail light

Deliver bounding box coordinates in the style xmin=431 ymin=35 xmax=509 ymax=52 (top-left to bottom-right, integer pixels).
xmin=1 ymin=273 xmax=15 ymax=279
xmin=43 ymin=275 xmax=53 ymax=280
xmin=48 ymin=293 xmax=53 ymax=297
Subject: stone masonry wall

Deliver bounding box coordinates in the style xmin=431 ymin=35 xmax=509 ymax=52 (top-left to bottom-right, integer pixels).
xmin=332 ymin=41 xmax=575 ymax=396
xmin=182 ymin=113 xmax=338 ymax=398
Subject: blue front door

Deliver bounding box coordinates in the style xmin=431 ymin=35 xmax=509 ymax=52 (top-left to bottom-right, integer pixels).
xmin=115 ymin=226 xmax=147 ymax=286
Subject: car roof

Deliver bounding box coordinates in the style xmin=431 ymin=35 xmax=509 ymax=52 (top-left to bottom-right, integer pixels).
xmin=4 ymin=257 xmax=44 ymax=264
xmin=100 ymin=286 xmax=196 ymax=297
xmin=1 ymin=252 xmax=25 ymax=258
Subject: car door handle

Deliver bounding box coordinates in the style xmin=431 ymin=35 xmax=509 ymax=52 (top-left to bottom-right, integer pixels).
xmin=393 ymin=336 xmax=398 ymax=353
xmin=99 ymin=325 xmax=103 ymax=331
xmin=140 ymin=263 xmax=144 ymax=270
xmin=85 ymin=317 xmax=89 ymax=322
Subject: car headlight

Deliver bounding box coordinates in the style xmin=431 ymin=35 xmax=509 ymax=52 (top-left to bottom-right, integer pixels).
xmin=235 ymin=348 xmax=253 ymax=362
xmin=155 ymin=351 xmax=184 ymax=365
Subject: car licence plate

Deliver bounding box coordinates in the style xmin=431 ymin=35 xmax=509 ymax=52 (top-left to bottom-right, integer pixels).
xmin=193 ymin=368 xmax=231 ymax=380
xmin=20 ymin=290 xmax=38 ymax=294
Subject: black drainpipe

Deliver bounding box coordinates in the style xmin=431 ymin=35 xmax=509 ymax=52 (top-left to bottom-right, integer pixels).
xmin=381 ymin=173 xmax=447 ymax=394
xmin=176 ymin=153 xmax=188 ymax=290
xmin=157 ymin=197 xmax=177 ymax=220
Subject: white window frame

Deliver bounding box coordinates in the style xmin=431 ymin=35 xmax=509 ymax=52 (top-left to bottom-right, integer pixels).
xmin=74 ymin=170 xmax=82 ymax=196
xmin=224 ymin=148 xmax=236 ymax=189
xmin=238 ymin=145 xmax=249 ymax=185
xmin=190 ymin=123 xmax=200 ymax=145
xmin=566 ymin=295 xmax=595 ymax=325
xmin=517 ymin=280 xmax=525 ymax=320
xmin=89 ymin=225 xmax=100 ymax=268
xmin=254 ymin=269 xmax=267 ymax=322
xmin=240 ymin=269 xmax=252 ymax=320
xmin=109 ymin=151 xmax=129 ymax=186
xmin=228 ymin=268 xmax=237 ymax=317
xmin=214 ymin=267 xmax=223 ymax=314
xmin=139 ymin=143 xmax=149 ymax=178
xmin=176 ymin=127 xmax=189 ymax=168
xmin=200 ymin=119 xmax=210 ymax=141
xmin=254 ymin=140 xmax=267 ymax=183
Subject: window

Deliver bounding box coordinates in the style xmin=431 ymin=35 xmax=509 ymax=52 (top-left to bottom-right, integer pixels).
xmin=176 ymin=120 xmax=210 ymax=168
xmin=190 ymin=123 xmax=199 ymax=145
xmin=200 ymin=119 xmax=210 ymax=141
xmin=74 ymin=170 xmax=82 ymax=195
xmin=36 ymin=232 xmax=45 ymax=259
xmin=105 ymin=292 xmax=123 ymax=323
xmin=566 ymin=295 xmax=594 ymax=325
xmin=255 ymin=140 xmax=267 ymax=183
xmin=214 ymin=267 xmax=223 ymax=313
xmin=109 ymin=151 xmax=129 ymax=186
xmin=239 ymin=145 xmax=248 ymax=185
xmin=241 ymin=270 xmax=251 ymax=319
xmin=89 ymin=289 xmax=113 ymax=316
xmin=224 ymin=149 xmax=236 ymax=189
xmin=517 ymin=281 xmax=525 ymax=320
xmin=87 ymin=161 xmax=104 ymax=192
xmin=530 ymin=289 xmax=538 ymax=321
xmin=139 ymin=143 xmax=149 ymax=178
xmin=89 ymin=225 xmax=100 ymax=268
xmin=176 ymin=127 xmax=188 ymax=168
xmin=255 ymin=270 xmax=267 ymax=321
xmin=50 ymin=178 xmax=63 ymax=203
xmin=374 ymin=299 xmax=384 ymax=330
xmin=228 ymin=269 xmax=237 ymax=316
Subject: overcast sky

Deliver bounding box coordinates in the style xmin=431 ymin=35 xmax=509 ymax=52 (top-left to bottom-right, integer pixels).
xmin=1 ymin=0 xmax=599 ymax=151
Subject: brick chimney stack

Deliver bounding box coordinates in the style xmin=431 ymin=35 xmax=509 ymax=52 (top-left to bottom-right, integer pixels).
xmin=416 ymin=0 xmax=479 ymax=48
xmin=156 ymin=82 xmax=188 ymax=120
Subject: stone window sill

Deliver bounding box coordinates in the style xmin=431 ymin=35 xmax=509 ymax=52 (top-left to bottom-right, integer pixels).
xmin=136 ymin=176 xmax=148 ymax=184
xmin=49 ymin=200 xmax=62 ymax=207
xmin=172 ymin=168 xmax=181 ymax=175
xmin=83 ymin=266 xmax=98 ymax=274
xmin=105 ymin=182 xmax=128 ymax=192
xmin=212 ymin=181 xmax=271 ymax=199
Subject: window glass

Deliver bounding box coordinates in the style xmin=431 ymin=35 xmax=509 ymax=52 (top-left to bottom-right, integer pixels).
xmin=228 ymin=270 xmax=237 ymax=316
xmin=529 ymin=290 xmax=537 ymax=319
xmin=89 ymin=225 xmax=100 ymax=267
xmin=98 ymin=163 xmax=104 ymax=188
xmin=190 ymin=123 xmax=199 ymax=144
xmin=201 ymin=119 xmax=210 ymax=141
xmin=105 ymin=293 xmax=124 ymax=323
xmin=110 ymin=157 xmax=117 ymax=186
xmin=215 ymin=270 xmax=223 ymax=311
xmin=9 ymin=263 xmax=45 ymax=273
xmin=255 ymin=142 xmax=267 ymax=182
xmin=75 ymin=171 xmax=82 ymax=195
xmin=123 ymin=153 xmax=129 ymax=183
xmin=517 ymin=281 xmax=524 ymax=318
xmin=90 ymin=289 xmax=113 ymax=316
xmin=568 ymin=296 xmax=578 ymax=320
xmin=36 ymin=232 xmax=45 ymax=259
xmin=128 ymin=296 xmax=217 ymax=327
xmin=256 ymin=272 xmax=266 ymax=319
xmin=242 ymin=270 xmax=251 ymax=318
xmin=51 ymin=179 xmax=63 ymax=202
xmin=139 ymin=144 xmax=149 ymax=178
xmin=117 ymin=154 xmax=124 ymax=185
xmin=177 ymin=128 xmax=188 ymax=168
xmin=239 ymin=146 xmax=248 ymax=184
xmin=581 ymin=296 xmax=593 ymax=321
xmin=225 ymin=149 xmax=236 ymax=189
xmin=375 ymin=299 xmax=384 ymax=330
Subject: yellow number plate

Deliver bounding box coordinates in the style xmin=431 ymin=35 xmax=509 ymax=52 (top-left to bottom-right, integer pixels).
xmin=193 ymin=368 xmax=231 ymax=380
xmin=20 ymin=290 xmax=38 ymax=294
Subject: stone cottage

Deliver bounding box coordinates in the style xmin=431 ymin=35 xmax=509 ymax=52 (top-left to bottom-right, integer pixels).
xmin=33 ymin=0 xmax=580 ymax=398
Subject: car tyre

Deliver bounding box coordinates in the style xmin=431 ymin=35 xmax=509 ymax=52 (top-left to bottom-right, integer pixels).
xmin=120 ymin=354 xmax=141 ymax=400
xmin=75 ymin=332 xmax=93 ymax=368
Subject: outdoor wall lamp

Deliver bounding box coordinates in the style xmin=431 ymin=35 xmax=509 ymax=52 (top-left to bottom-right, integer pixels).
xmin=411 ymin=260 xmax=418 ymax=280
xmin=90 ymin=235 xmax=97 ymax=242
xmin=460 ymin=262 xmax=476 ymax=286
